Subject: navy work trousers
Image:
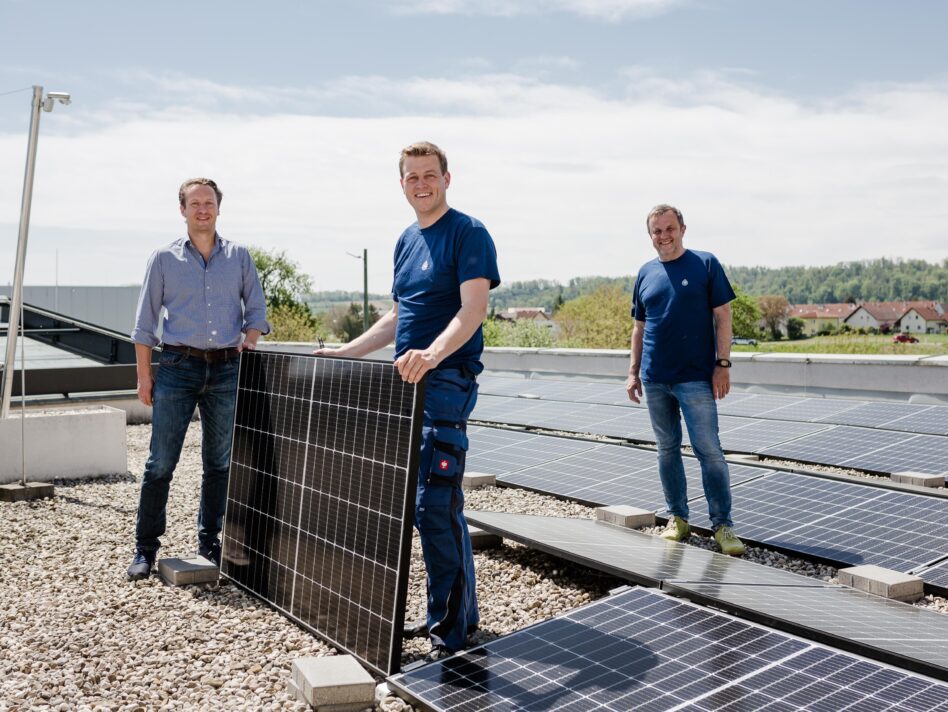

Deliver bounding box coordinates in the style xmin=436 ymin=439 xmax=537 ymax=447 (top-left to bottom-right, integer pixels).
xmin=414 ymin=367 xmax=480 ymax=652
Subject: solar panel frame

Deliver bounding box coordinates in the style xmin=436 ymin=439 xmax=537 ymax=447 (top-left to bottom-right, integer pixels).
xmin=221 ymin=351 xmax=425 ymax=676
xmin=465 ymin=510 xmax=948 ymax=679
xmin=389 ymin=587 xmax=948 ymax=711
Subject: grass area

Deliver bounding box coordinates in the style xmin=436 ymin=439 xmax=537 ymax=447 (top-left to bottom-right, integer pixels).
xmin=732 ymin=333 xmax=948 ymax=356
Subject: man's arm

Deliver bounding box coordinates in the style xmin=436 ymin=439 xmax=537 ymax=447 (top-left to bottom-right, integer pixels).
xmin=395 ymin=278 xmax=490 ymax=384
xmin=712 ymin=302 xmax=732 ymax=400
xmin=626 ymin=320 xmax=645 ymax=404
xmin=315 ymin=304 xmax=399 ymax=359
xmin=135 ymin=343 xmax=156 ymax=406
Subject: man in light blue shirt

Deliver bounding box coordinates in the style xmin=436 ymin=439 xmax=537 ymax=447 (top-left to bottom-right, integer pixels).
xmin=127 ymin=178 xmax=269 ymax=580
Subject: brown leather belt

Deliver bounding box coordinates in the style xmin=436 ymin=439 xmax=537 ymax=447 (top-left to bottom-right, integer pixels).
xmin=162 ymin=343 xmax=241 ymax=362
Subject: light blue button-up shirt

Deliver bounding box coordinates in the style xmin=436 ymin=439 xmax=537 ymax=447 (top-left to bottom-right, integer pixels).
xmin=131 ymin=235 xmax=270 ymax=349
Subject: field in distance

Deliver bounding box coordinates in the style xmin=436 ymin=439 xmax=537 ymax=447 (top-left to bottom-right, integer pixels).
xmin=731 ymin=333 xmax=948 ymax=356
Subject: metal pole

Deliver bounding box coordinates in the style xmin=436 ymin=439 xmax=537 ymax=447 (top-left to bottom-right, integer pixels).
xmin=1 ymin=86 xmax=44 ymax=420
xmin=362 ymin=248 xmax=369 ymax=333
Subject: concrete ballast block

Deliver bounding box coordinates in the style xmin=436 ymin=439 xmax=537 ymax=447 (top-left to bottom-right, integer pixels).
xmin=292 ymin=655 xmax=375 ymax=708
xmin=596 ymin=505 xmax=655 ymax=529
xmin=462 ymin=472 xmax=496 ymax=489
xmin=0 ymin=482 xmax=55 ymax=502
xmin=891 ymin=471 xmax=945 ymax=488
xmin=158 ymin=556 xmax=219 ymax=586
xmin=838 ymin=564 xmax=924 ymax=602
xmin=468 ymin=526 xmax=502 ymax=550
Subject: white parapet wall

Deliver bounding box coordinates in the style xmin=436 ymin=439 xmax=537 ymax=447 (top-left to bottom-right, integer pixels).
xmin=0 ymin=406 xmax=128 ymax=484
xmin=260 ymin=342 xmax=948 ymax=404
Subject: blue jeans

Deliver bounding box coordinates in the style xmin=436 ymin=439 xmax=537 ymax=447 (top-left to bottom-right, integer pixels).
xmin=135 ymin=350 xmax=239 ymax=553
xmin=415 ymin=367 xmax=480 ymax=652
xmin=644 ymin=380 xmax=733 ymax=529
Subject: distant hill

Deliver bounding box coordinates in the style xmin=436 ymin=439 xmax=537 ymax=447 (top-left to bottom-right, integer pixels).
xmin=305 ymin=258 xmax=948 ymax=312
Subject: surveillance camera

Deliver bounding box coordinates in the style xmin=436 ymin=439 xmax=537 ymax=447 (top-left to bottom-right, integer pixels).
xmin=42 ymin=91 xmax=71 ymax=112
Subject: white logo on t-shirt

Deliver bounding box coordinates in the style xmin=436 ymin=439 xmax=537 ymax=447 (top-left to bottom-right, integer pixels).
xmin=421 ymin=260 xmax=429 ymax=271
xmin=681 ymin=279 xmax=689 ymax=286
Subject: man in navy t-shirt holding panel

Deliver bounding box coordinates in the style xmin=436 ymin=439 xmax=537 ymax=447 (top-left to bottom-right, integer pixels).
xmin=316 ymin=141 xmax=500 ymax=660
xmin=626 ymin=204 xmax=745 ymax=556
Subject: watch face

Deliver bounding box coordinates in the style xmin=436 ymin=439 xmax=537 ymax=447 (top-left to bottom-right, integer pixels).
xmin=717 ymin=359 xmax=732 ymax=367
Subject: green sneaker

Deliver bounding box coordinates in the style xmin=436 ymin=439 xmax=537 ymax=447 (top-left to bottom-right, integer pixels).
xmin=714 ymin=526 xmax=746 ymax=556
xmin=660 ymin=516 xmax=690 ymax=542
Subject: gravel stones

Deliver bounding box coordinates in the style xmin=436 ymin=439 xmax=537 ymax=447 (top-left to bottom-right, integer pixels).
xmin=2 ymin=421 xmax=945 ymax=710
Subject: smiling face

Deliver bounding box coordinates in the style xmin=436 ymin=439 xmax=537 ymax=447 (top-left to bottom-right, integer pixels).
xmin=648 ymin=210 xmax=686 ymax=262
xmin=400 ymin=153 xmax=450 ymax=227
xmin=179 ymin=184 xmax=219 ymax=238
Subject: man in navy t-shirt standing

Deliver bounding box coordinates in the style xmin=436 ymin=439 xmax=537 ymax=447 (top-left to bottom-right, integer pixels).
xmin=626 ymin=204 xmax=745 ymax=556
xmin=316 ymin=141 xmax=500 ymax=659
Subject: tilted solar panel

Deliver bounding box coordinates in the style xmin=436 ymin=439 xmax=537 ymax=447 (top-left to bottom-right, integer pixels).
xmin=221 ymin=351 xmax=425 ymax=676
xmin=389 ymin=587 xmax=948 ymax=711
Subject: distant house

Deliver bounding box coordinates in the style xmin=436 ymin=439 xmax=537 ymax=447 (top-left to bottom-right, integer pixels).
xmin=896 ymin=302 xmax=948 ymax=334
xmin=844 ymin=302 xmax=908 ymax=332
xmin=788 ymin=303 xmax=858 ymax=336
xmin=504 ymin=308 xmax=552 ymax=323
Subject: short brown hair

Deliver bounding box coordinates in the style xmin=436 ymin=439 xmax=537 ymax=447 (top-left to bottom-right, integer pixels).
xmin=399 ymin=141 xmax=448 ymax=177
xmin=646 ymin=204 xmax=684 ymax=231
xmin=179 ymin=178 xmax=222 ymax=208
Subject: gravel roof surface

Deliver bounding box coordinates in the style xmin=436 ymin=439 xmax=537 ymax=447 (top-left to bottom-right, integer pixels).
xmin=2 ymin=422 xmax=945 ymax=711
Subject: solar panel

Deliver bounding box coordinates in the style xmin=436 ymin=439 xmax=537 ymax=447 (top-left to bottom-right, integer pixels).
xmin=222 ymin=351 xmax=425 ymax=676
xmin=466 ymin=510 xmax=948 ymax=678
xmin=756 ymin=425 xmax=910 ymax=470
xmin=495 ymin=442 xmax=769 ymax=510
xmin=837 ymin=434 xmax=948 ymax=476
xmin=687 ymin=472 xmax=948 ymax=578
xmin=716 ymin=419 xmax=833 ymax=453
xmin=717 ymin=394 xmax=806 ymax=418
xmin=466 ymin=425 xmax=600 ymax=477
xmin=919 ymin=559 xmax=948 ymax=589
xmin=755 ymin=397 xmax=864 ymax=423
xmin=884 ymin=407 xmax=948 ymax=437
xmin=664 ymin=581 xmax=948 ymax=679
xmin=389 ymin=587 xmax=948 ymax=711
xmin=817 ymin=401 xmax=933 ymax=429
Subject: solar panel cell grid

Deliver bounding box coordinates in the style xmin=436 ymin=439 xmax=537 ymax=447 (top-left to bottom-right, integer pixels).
xmin=222 ymin=352 xmax=424 ymax=676
xmin=390 ymin=587 xmax=948 ymax=711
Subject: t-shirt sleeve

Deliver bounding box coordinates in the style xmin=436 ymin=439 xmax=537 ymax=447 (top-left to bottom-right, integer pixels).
xmin=391 ymin=236 xmax=402 ymax=302
xmin=457 ymin=225 xmax=501 ymax=289
xmin=708 ymin=256 xmax=736 ymax=308
xmin=631 ymin=272 xmax=646 ymax=321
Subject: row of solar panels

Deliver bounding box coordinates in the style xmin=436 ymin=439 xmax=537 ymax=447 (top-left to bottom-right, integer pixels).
xmin=478 ymin=373 xmax=948 ymax=435
xmin=392 ymin=586 xmax=948 ymax=711
xmin=465 ymin=425 xmax=948 ymax=590
xmin=471 ymin=393 xmax=948 ymax=477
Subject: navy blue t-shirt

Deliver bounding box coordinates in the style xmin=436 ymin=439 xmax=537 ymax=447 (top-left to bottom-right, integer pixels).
xmin=392 ymin=208 xmax=501 ymax=374
xmin=631 ymin=249 xmax=735 ymax=384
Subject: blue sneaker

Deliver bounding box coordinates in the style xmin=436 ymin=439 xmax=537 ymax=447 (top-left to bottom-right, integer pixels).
xmin=126 ymin=550 xmax=155 ymax=580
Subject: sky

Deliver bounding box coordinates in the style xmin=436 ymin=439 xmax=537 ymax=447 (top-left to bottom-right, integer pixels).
xmin=1 ymin=0 xmax=947 ymax=293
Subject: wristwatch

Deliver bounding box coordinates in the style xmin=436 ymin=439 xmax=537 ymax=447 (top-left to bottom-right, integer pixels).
xmin=715 ymin=358 xmax=732 ymax=368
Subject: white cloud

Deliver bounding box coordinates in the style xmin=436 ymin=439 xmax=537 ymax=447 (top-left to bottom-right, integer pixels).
xmin=1 ymin=70 xmax=947 ymax=295
xmin=390 ymin=0 xmax=681 ymax=21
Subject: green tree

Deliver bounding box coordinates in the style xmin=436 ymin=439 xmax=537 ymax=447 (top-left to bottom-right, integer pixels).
xmin=786 ymin=317 xmax=805 ymax=341
xmin=336 ymin=302 xmax=381 ymax=342
xmin=482 ymin=317 xmax=554 ymax=348
xmin=250 ymin=247 xmax=316 ymax=322
xmin=730 ymin=284 xmax=762 ymax=340
xmin=553 ymin=285 xmax=633 ymax=349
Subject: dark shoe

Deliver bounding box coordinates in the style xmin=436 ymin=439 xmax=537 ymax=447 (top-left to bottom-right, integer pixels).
xmin=198 ymin=541 xmax=222 ymax=567
xmin=127 ymin=550 xmax=155 ymax=581
xmin=424 ymin=645 xmax=453 ymax=663
xmin=404 ymin=618 xmax=428 ymax=640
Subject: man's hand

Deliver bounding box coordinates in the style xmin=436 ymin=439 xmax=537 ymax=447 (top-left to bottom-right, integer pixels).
xmin=712 ymin=366 xmax=731 ymax=400
xmin=239 ymin=329 xmax=262 ymax=352
xmin=626 ymin=372 xmax=643 ymax=404
xmin=395 ymin=349 xmax=441 ymax=384
xmin=137 ymin=375 xmax=154 ymax=406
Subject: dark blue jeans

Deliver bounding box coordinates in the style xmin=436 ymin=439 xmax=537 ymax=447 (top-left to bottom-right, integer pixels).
xmin=415 ymin=367 xmax=480 ymax=652
xmin=644 ymin=380 xmax=733 ymax=529
xmin=134 ymin=350 xmax=239 ymax=554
